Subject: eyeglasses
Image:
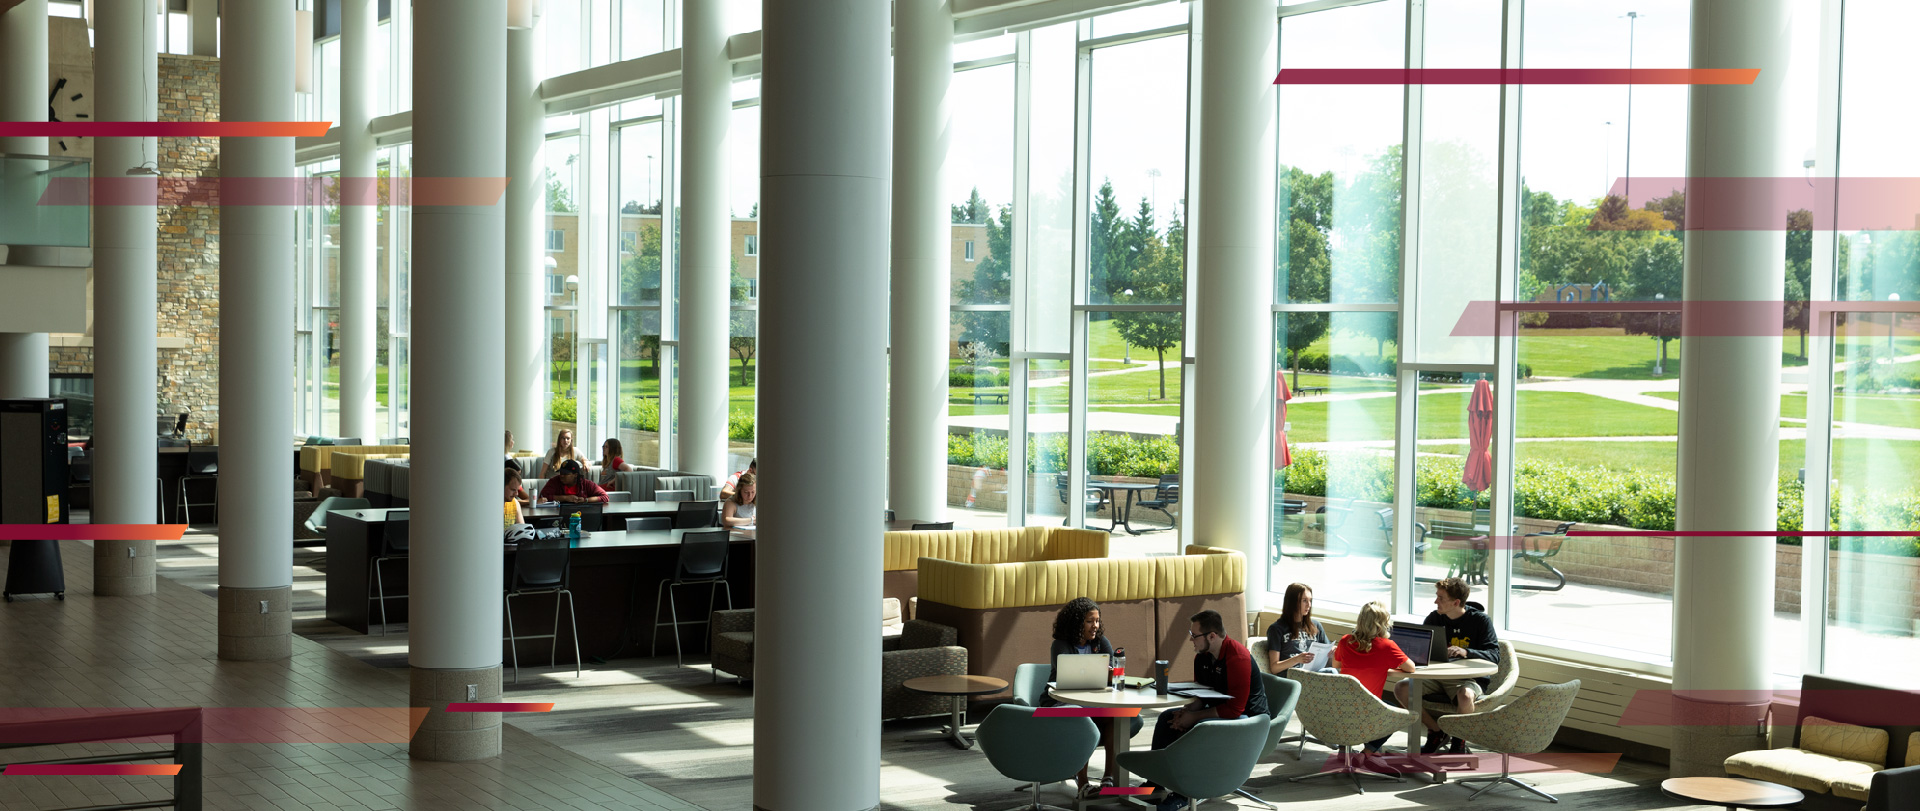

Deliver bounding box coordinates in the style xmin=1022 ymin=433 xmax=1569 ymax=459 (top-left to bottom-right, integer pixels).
xmin=1188 ymin=630 xmax=1211 ymax=640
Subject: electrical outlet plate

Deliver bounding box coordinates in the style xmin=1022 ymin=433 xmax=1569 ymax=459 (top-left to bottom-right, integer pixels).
xmin=259 ymin=600 xmax=270 ymax=614
xmin=466 ymin=684 xmax=478 ymax=701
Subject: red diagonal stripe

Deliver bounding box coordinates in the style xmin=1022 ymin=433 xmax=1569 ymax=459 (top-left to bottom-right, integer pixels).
xmin=0 ymin=525 xmax=186 ymax=541
xmin=1276 ymin=68 xmax=1757 ymax=85
xmin=0 ymin=121 xmax=331 ymax=138
xmin=5 ymin=764 xmax=183 ymax=776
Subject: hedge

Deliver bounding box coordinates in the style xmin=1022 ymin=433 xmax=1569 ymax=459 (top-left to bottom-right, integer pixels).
xmin=947 ymin=432 xmax=1179 ymax=478
xmin=950 ymin=369 xmax=1011 ymax=388
xmin=553 ymin=394 xmax=754 ymax=442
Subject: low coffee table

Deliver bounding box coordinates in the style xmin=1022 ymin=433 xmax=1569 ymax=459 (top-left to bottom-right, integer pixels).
xmin=903 ymin=675 xmax=1007 ymax=749
xmin=1661 ymin=777 xmax=1804 ymax=809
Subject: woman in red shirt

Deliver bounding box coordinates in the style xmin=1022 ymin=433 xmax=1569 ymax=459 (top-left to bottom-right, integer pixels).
xmin=1333 ymin=601 xmax=1417 ymax=756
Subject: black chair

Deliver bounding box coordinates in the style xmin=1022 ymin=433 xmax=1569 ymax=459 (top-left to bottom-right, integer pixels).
xmin=368 ymin=510 xmax=410 ymax=636
xmin=1135 ymin=474 xmax=1180 ymax=528
xmin=1283 ymin=499 xmax=1357 ymax=559
xmin=1378 ymin=507 xmax=1437 ymax=582
xmin=556 ymin=503 xmax=604 ymax=532
xmin=885 ymin=509 xmax=896 ymax=523
xmin=673 ymin=500 xmax=721 ymax=529
xmin=1055 ymin=473 xmax=1106 ymax=527
xmin=626 ymin=516 xmax=671 ymax=531
xmin=652 ymin=528 xmax=734 ymax=666
xmin=1516 ymin=522 xmax=1574 ymax=592
xmin=504 ymin=534 xmax=581 ymax=683
xmin=911 ymin=522 xmax=954 ymax=531
xmin=177 ymin=445 xmax=219 ymax=525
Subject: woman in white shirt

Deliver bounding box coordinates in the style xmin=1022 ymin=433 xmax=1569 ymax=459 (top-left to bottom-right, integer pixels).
xmin=722 ymin=473 xmax=757 ymax=528
xmin=539 ymin=428 xmax=588 ymax=477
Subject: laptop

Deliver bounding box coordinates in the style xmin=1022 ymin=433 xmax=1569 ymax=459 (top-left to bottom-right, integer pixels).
xmin=1391 ymin=622 xmax=1447 ymax=667
xmin=1054 ymin=654 xmax=1112 ymax=690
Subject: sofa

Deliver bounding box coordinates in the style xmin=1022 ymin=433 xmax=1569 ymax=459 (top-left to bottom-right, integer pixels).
xmin=913 ymin=544 xmax=1245 ymax=688
xmin=299 ymin=444 xmax=411 ymax=491
xmin=711 ymin=597 xmax=967 ymax=721
xmin=883 ymin=526 xmax=1109 ymax=616
xmin=1726 ymin=673 xmax=1920 ymax=805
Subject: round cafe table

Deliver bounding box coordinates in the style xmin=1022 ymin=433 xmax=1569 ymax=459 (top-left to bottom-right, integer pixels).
xmin=903 ymin=675 xmax=1007 ymax=749
xmin=1661 ymin=777 xmax=1804 ymax=809
xmin=1047 ymin=684 xmax=1191 ymax=788
xmin=1387 ymin=658 xmax=1498 ymax=782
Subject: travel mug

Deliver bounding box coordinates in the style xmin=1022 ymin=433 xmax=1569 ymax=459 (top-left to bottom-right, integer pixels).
xmin=1154 ymin=660 xmax=1170 ymax=694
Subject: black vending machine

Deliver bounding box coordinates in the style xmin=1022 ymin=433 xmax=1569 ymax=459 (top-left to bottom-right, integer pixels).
xmin=2 ymin=398 xmax=70 ymax=600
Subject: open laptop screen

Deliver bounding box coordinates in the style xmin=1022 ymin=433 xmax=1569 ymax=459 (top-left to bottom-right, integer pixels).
xmin=1392 ymin=625 xmax=1435 ymax=666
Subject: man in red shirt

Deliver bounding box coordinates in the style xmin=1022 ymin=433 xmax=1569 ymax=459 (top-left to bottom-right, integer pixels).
xmin=538 ymin=459 xmax=609 ymax=504
xmin=1144 ymin=610 xmax=1268 ymax=808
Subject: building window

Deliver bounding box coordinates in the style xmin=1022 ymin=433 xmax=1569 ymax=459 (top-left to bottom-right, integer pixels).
xmin=546 ymin=229 xmax=565 ymax=252
xmin=547 ymin=274 xmax=564 ymax=296
xmin=744 ymin=235 xmax=758 ymax=257
xmin=748 ymin=279 xmax=758 ymax=299
xmin=620 ymin=230 xmax=637 ymax=254
xmin=965 ymin=240 xmax=976 ymax=262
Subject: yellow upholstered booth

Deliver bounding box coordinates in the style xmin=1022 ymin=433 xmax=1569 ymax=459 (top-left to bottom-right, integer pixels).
xmin=881 ymin=526 xmax=1107 ymax=615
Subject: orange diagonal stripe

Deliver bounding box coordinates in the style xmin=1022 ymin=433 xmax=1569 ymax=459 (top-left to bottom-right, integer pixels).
xmin=0 ymin=525 xmax=186 ymax=541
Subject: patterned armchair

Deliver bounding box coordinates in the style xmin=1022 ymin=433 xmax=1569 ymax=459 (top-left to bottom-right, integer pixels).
xmin=1422 ymin=639 xmax=1521 ymax=721
xmin=1439 ymin=679 xmax=1581 ymax=803
xmin=1287 ymin=669 xmax=1412 ymax=794
xmin=710 ymin=608 xmax=755 ymax=683
xmin=881 ymin=619 xmax=967 ymax=720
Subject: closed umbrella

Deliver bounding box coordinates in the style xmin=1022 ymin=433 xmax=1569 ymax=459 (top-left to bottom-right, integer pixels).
xmin=1462 ymin=378 xmax=1494 ymax=492
xmin=1275 ymin=370 xmax=1293 ymax=468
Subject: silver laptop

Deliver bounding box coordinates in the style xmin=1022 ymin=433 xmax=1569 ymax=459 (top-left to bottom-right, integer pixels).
xmin=1054 ymin=654 xmax=1112 ymax=690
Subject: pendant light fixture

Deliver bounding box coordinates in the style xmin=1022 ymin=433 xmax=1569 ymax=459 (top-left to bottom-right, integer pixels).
xmin=508 ymin=0 xmax=546 ymax=30
xmin=294 ymin=3 xmax=314 ymax=94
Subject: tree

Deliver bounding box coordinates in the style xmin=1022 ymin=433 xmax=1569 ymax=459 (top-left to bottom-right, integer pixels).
xmin=953 ymin=202 xmax=1014 ymax=355
xmin=621 ymin=198 xmax=661 ymax=216
xmin=1278 ymin=167 xmax=1333 ymax=388
xmin=1643 ymin=189 xmax=1687 ymax=234
xmin=1619 ymin=235 xmax=1684 ymax=371
xmin=729 ymin=262 xmax=756 ymax=386
xmin=618 ymin=223 xmax=665 ymax=374
xmin=1786 ymin=208 xmax=1814 ymax=360
xmin=951 ymin=187 xmax=990 ymax=224
xmin=1089 ymin=180 xmax=1125 ymax=306
xmin=545 ymin=176 xmax=577 ymax=214
xmin=1113 ymin=241 xmax=1183 ymax=399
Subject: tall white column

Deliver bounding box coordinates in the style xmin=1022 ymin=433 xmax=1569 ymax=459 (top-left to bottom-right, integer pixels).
xmin=0 ymin=0 xmax=51 ymax=401
xmin=1190 ymin=0 xmax=1277 ymax=607
xmin=216 ymin=0 xmax=294 ymax=659
xmin=505 ymin=25 xmax=544 ymax=457
xmin=887 ymin=0 xmax=952 ymax=525
xmin=410 ymin=0 xmax=506 ymax=763
xmin=187 ymin=0 xmax=217 ymax=57
xmin=1670 ymin=0 xmax=1792 ymax=778
xmin=756 ymin=2 xmax=890 ymax=808
xmin=93 ymin=0 xmax=159 ymax=597
xmin=339 ymin=0 xmax=376 ymax=441
xmin=677 ymin=0 xmax=728 ymax=481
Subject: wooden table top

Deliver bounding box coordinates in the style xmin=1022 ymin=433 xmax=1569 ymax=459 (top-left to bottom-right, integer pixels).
xmin=1047 ymin=685 xmax=1192 ymax=709
xmin=1660 ymin=777 xmax=1804 ymax=807
xmin=902 ymin=675 xmax=1008 ymax=697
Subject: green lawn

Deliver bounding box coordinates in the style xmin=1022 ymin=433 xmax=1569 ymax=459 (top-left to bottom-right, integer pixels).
xmin=320 ymin=366 xmax=390 ymax=406
xmin=1646 ymin=391 xmax=1920 ymax=429
xmin=1283 ymin=391 xmax=1678 ymax=444
xmin=1089 ymin=318 xmax=1183 ymax=361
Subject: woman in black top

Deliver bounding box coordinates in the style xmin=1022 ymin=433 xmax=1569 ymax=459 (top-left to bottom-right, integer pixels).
xmin=1048 ymin=597 xmax=1127 ymax=797
xmin=1264 ymin=582 xmax=1329 ymax=673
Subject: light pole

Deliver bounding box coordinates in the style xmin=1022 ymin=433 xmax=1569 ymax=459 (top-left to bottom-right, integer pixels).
xmin=1147 ymin=168 xmax=1162 ymax=221
xmin=646 ymin=154 xmax=654 ymax=211
xmin=566 ymin=273 xmax=580 ymax=398
xmin=1653 ymin=292 xmax=1666 ymax=376
xmin=1621 ymin=12 xmax=1642 ymax=203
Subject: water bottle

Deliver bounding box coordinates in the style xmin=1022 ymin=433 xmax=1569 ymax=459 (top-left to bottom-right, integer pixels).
xmin=1111 ymin=649 xmax=1128 ymax=690
xmin=567 ymin=513 xmax=582 ymax=545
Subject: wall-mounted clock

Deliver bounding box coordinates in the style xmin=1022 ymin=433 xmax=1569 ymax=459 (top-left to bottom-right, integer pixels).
xmin=47 ymin=75 xmax=90 ymax=155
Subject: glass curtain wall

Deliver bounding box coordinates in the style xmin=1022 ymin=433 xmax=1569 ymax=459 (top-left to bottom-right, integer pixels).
xmin=948 ymin=56 xmax=1017 ymax=526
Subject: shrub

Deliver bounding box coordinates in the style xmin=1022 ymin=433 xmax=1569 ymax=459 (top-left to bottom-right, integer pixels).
xmin=950 ymin=369 xmax=1010 ymax=388
xmin=548 ymin=394 xmax=575 ymax=423
xmin=728 ymin=411 xmax=755 ymax=442
xmin=618 ymin=396 xmax=661 ymax=432
xmin=945 ymin=431 xmax=1179 ymax=478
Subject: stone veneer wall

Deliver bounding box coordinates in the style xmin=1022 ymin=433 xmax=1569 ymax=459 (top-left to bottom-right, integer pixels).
xmin=50 ymin=54 xmax=222 ymax=440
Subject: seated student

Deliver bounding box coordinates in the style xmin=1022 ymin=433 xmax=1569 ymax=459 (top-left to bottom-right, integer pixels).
xmin=1333 ymin=601 xmax=1418 ymax=759
xmin=1045 ymin=597 xmax=1127 ymax=797
xmin=719 ymin=458 xmax=757 ymax=501
xmin=504 ymin=468 xmax=531 ymax=527
xmin=721 ymin=473 xmax=758 ymax=528
xmin=505 ymin=429 xmax=520 ymax=470
xmin=597 ymin=438 xmax=635 ymax=488
xmin=1394 ymin=576 xmax=1500 ymax=756
xmin=1146 ymin=610 xmax=1267 ymax=811
xmin=539 ymin=429 xmax=588 ymax=478
xmin=1265 ymin=582 xmax=1329 ymax=673
xmin=538 ymin=459 xmax=610 ymax=504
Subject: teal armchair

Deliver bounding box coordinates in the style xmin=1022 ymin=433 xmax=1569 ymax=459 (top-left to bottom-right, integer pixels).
xmin=975 ymin=703 xmax=1100 ymax=811
xmin=1117 ymin=714 xmax=1270 ymax=810
xmin=1232 ymin=672 xmax=1301 ymax=809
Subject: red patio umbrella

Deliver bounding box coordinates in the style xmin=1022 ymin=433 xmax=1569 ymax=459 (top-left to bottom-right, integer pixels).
xmin=1462 ymin=378 xmax=1494 ymax=492
xmin=1275 ymin=369 xmax=1294 ymax=468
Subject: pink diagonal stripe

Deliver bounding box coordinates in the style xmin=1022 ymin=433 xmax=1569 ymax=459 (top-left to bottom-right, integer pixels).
xmin=40 ymin=177 xmax=510 ymax=207
xmin=446 ymin=703 xmax=553 ymax=713
xmin=1619 ymin=689 xmax=1920 ymax=726
xmin=1100 ymin=787 xmax=1155 ymax=795
xmin=1032 ymin=707 xmax=1141 ymax=718
xmin=1276 ymin=68 xmax=1757 ymax=85
xmin=1609 ymin=177 xmax=1920 ymax=230
xmin=0 ymin=708 xmax=430 ymax=744
xmin=0 ymin=121 xmax=331 ymax=138
xmin=5 ymin=764 xmax=183 ymax=776
xmin=0 ymin=525 xmax=186 ymax=541
xmin=1450 ymin=300 xmax=1920 ymax=338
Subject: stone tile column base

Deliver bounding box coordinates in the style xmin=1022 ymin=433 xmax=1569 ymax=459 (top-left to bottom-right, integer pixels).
xmin=410 ymin=666 xmax=502 ymax=761
xmin=93 ymin=539 xmax=155 ymax=596
xmin=1668 ymin=695 xmax=1770 ymax=777
xmin=217 ymin=585 xmax=291 ymax=661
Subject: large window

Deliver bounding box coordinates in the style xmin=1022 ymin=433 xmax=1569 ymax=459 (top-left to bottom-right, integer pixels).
xmin=948 ymin=59 xmax=1016 ymax=526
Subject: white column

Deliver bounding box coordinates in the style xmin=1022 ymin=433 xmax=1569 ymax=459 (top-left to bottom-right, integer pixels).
xmin=339 ymin=0 xmax=376 ymax=441
xmin=0 ymin=0 xmax=50 ymax=400
xmin=677 ymin=0 xmax=728 ymax=481
xmin=505 ymin=25 xmax=544 ymax=456
xmin=1190 ymin=0 xmax=1277 ymax=607
xmin=215 ymin=0 xmax=294 ymax=659
xmin=1670 ymin=0 xmax=1792 ymax=778
xmin=93 ymin=0 xmax=159 ymax=597
xmin=410 ymin=0 xmax=506 ymax=763
xmin=756 ymin=2 xmax=889 ymax=808
xmin=188 ymin=0 xmax=217 ymax=57
xmin=887 ymin=0 xmax=952 ymax=525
